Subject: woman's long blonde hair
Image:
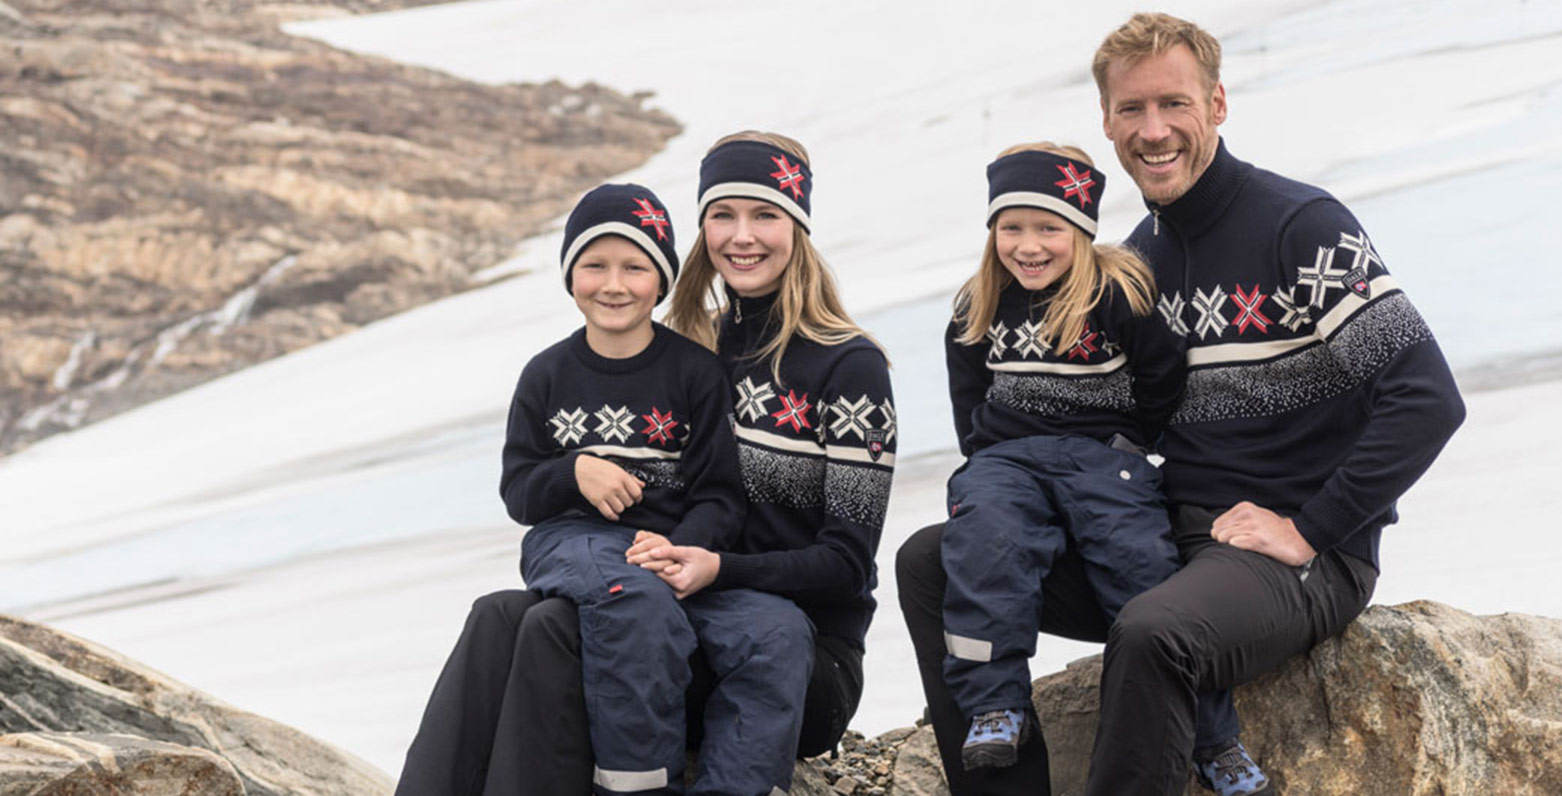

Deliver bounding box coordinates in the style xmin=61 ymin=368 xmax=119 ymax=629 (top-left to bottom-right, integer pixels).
xmin=953 ymin=142 xmax=1155 ymax=352
xmin=665 ymin=130 xmax=884 ymax=382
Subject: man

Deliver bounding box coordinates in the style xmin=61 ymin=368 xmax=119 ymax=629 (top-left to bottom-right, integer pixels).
xmin=1089 ymin=11 xmax=1465 ymax=795
xmin=896 ymin=11 xmax=1465 ymax=796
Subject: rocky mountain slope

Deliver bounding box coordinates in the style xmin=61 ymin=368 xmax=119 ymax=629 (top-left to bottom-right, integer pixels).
xmin=0 ymin=0 xmax=679 ymax=452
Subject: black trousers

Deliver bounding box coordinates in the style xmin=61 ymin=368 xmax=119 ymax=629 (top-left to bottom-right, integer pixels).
xmin=1083 ymin=506 xmax=1377 ymax=796
xmin=897 ymin=522 xmax=1111 ymax=796
xmin=396 ymin=590 xmax=593 ymax=796
xmin=396 ymin=590 xmax=865 ymax=796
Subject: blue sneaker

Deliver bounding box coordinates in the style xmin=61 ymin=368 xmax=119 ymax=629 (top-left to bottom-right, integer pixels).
xmin=1194 ymin=741 xmax=1275 ymax=795
xmin=960 ymin=708 xmax=1030 ymax=770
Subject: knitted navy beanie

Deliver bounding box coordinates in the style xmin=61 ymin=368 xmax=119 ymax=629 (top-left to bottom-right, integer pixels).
xmin=560 ymin=183 xmax=679 ymax=302
xmin=697 ymin=140 xmax=813 ymax=233
xmin=986 ymin=150 xmax=1104 ymax=239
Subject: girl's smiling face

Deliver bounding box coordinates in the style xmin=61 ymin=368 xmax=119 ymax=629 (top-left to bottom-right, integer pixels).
xmin=994 ymin=207 xmax=1075 ymax=291
xmin=703 ymin=198 xmax=794 ymax=297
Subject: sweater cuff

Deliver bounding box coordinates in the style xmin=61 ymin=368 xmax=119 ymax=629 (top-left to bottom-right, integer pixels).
xmin=711 ymin=551 xmax=760 ymax=591
xmin=551 ymin=451 xmax=583 ymax=501
xmin=1293 ymin=500 xmax=1357 ymax=555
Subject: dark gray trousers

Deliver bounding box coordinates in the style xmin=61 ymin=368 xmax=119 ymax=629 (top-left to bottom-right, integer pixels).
xmin=1083 ymin=505 xmax=1378 ymax=796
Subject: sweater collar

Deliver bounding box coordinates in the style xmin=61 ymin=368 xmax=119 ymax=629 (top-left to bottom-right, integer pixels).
xmin=1144 ymin=138 xmax=1251 ymax=239
xmin=724 ymin=284 xmax=780 ymax=329
xmin=569 ymin=322 xmax=670 ymax=374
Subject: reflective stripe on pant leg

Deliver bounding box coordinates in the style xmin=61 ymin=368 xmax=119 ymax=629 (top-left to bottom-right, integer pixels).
xmin=593 ymin=766 xmax=668 ymax=793
xmin=943 ymin=631 xmax=992 ymax=662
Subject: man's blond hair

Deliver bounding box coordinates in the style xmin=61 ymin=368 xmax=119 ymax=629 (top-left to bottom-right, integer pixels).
xmin=1092 ymin=12 xmax=1222 ymax=99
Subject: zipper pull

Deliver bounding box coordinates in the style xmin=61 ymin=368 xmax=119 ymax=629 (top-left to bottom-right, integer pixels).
xmin=1153 ymin=209 xmax=1161 ymax=236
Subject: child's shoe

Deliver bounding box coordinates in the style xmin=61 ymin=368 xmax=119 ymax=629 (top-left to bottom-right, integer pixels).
xmin=1193 ymin=740 xmax=1275 ymax=795
xmin=960 ymin=708 xmax=1030 ymax=770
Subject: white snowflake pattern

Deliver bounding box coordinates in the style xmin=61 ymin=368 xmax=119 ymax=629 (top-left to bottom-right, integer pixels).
xmin=1014 ymin=318 xmax=1049 ymax=359
xmin=1337 ymin=230 xmax=1383 ymax=274
xmin=828 ymin=394 xmax=874 ymax=441
xmin=1192 ymin=285 xmax=1230 ymax=339
xmin=1158 ymin=292 xmax=1190 ymax=337
xmin=734 ymin=376 xmax=776 ymax=423
xmin=548 ymin=407 xmax=588 ymax=446
xmin=1270 ymin=286 xmax=1310 ymax=332
xmin=878 ymin=400 xmax=897 ymax=444
xmin=592 ymin=405 xmax=635 ymax=444
xmin=1297 ymin=244 xmax=1349 ymax=309
xmin=985 ymin=320 xmax=1010 ymax=359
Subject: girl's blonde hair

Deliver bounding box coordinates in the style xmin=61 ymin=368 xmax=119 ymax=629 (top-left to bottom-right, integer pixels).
xmin=953 ymin=142 xmax=1156 ymax=352
xmin=665 ymin=130 xmax=884 ymax=382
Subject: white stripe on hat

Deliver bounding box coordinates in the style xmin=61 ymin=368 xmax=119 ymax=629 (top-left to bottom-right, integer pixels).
xmin=987 ymin=191 xmax=1098 ymax=237
xmin=698 ymin=182 xmax=811 ymax=233
xmin=561 ymin=221 xmax=675 ymax=288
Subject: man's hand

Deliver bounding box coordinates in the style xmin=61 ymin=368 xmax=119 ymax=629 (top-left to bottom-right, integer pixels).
xmin=644 ymin=545 xmax=721 ymax=599
xmin=626 ymin=530 xmax=676 ymax=572
xmin=1211 ymin=501 xmax=1317 ymax=566
xmin=575 ymin=455 xmax=644 ymax=521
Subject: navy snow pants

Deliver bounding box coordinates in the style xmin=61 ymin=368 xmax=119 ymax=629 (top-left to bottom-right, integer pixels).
xmin=521 ymin=518 xmax=695 ymax=795
xmin=941 ymin=435 xmax=1181 ymax=716
xmin=682 ymin=589 xmax=814 ymax=796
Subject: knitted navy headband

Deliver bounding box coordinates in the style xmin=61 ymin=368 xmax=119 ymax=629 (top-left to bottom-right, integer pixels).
xmin=986 ymin=150 xmax=1103 ymax=239
xmin=697 ymin=140 xmax=813 ymax=233
xmin=560 ymin=183 xmax=679 ymax=303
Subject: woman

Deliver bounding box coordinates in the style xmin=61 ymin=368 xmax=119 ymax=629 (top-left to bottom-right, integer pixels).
xmin=396 ymin=131 xmax=895 ymax=796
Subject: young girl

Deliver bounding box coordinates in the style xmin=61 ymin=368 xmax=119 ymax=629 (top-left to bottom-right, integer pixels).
xmin=939 ymin=143 xmax=1243 ymax=770
xmin=631 ymin=130 xmax=897 ymax=792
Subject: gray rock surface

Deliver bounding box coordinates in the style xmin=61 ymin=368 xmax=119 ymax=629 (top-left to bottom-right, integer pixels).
xmin=0 ymin=616 xmax=392 ymax=795
xmin=865 ymin=602 xmax=1562 ymax=796
xmin=0 ymin=732 xmax=244 ymax=796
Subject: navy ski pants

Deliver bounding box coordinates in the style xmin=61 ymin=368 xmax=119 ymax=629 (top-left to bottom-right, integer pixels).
xmin=521 ymin=517 xmax=695 ymax=795
xmin=940 ymin=435 xmax=1184 ymax=717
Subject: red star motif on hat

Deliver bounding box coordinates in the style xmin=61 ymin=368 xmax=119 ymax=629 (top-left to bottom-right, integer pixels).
xmin=1054 ymin=163 xmax=1096 ymax=208
xmin=770 ymin=390 xmax=812 ymax=433
xmin=770 ymin=156 xmax=806 ymax=200
xmin=632 ymin=197 xmax=670 ymax=241
xmin=641 ymin=407 xmax=679 ymax=446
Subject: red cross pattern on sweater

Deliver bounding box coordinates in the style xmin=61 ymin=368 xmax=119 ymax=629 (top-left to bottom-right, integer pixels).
xmin=770 ymin=156 xmax=806 ymax=200
xmin=1055 ymin=163 xmax=1096 ymax=207
xmin=1232 ymin=284 xmax=1273 ymax=335
xmin=641 ymin=407 xmax=679 ymax=445
xmin=770 ymin=390 xmax=813 ymax=433
xmin=632 ymin=198 xmax=670 ymax=241
xmin=1066 ymin=324 xmax=1100 ymax=360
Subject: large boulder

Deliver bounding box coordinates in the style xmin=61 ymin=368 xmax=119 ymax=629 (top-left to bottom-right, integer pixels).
xmin=0 ymin=732 xmax=244 ymax=796
xmin=0 ymin=616 xmax=391 ymax=795
xmin=882 ymin=601 xmax=1562 ymax=795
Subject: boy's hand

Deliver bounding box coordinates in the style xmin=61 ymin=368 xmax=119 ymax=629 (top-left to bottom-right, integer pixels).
xmin=646 ymin=545 xmax=721 ymax=599
xmin=575 ymin=455 xmax=644 ymax=521
xmin=626 ymin=531 xmax=675 ymax=571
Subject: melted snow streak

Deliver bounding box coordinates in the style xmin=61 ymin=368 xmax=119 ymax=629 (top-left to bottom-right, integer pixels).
xmin=987 ymin=369 xmax=1136 ymax=418
xmin=1173 ymin=293 xmax=1433 ymax=424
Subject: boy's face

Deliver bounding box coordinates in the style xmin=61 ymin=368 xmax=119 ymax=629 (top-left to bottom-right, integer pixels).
xmin=571 ymin=236 xmax=661 ymax=339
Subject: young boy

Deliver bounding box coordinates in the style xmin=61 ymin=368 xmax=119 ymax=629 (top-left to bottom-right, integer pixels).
xmin=499 ymin=184 xmax=744 ymax=795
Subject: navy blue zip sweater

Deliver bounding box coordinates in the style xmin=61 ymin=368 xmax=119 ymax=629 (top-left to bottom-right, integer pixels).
xmin=499 ymin=323 xmax=745 ymax=550
xmin=946 ymin=278 xmax=1183 ymax=457
xmin=708 ymin=289 xmax=896 ymax=649
xmin=1131 ymin=140 xmax=1465 ymax=568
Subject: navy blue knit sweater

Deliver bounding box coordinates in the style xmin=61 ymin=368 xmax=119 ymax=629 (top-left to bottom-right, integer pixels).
xmin=946 ymin=278 xmax=1183 ymax=457
xmin=708 ymin=290 xmax=896 ymax=649
xmin=499 ymin=323 xmax=745 ymax=550
xmin=1132 ymin=141 xmax=1465 ymax=568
